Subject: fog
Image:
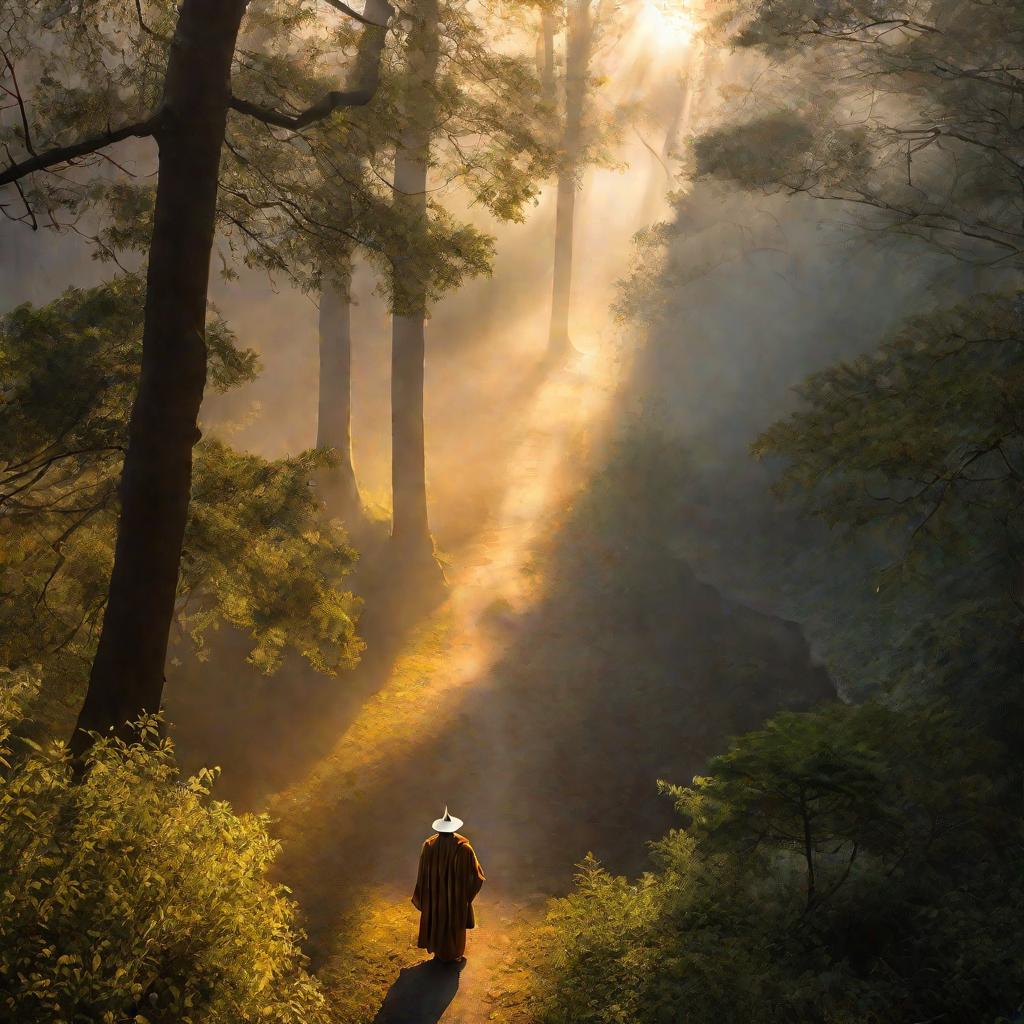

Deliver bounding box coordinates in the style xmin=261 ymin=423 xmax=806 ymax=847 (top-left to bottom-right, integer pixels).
xmin=1 ymin=11 xmax=982 ymax=1015
xmin=0 ymin=0 xmax=927 ymax=860
xmin=199 ymin=37 xmax=689 ymax=551
xmin=0 ymin=0 xmax=952 ymax=848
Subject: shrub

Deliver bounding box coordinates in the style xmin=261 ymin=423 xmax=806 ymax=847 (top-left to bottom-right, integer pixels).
xmin=537 ymin=701 xmax=1024 ymax=1024
xmin=0 ymin=668 xmax=330 ymax=1024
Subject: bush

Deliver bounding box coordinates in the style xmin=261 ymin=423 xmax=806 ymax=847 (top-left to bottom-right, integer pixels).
xmin=0 ymin=669 xmax=330 ymax=1024
xmin=537 ymin=701 xmax=1024 ymax=1024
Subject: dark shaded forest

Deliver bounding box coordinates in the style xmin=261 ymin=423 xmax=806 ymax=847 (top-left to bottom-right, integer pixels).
xmin=0 ymin=0 xmax=1021 ymax=1021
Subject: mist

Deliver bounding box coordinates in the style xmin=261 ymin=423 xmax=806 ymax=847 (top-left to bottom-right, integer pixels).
xmin=3 ymin=0 xmax=1018 ymax=1018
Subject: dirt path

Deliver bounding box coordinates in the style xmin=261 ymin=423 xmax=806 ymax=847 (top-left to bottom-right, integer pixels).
xmin=261 ymin=43 xmax=705 ymax=1017
xmin=369 ymin=895 xmax=542 ymax=1024
xmin=259 ymin=292 xmax=836 ymax=1022
xmin=268 ymin=341 xmax=623 ymax=1023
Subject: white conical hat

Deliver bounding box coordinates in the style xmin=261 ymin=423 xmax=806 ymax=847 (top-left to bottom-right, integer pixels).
xmin=432 ymin=806 xmax=463 ymax=833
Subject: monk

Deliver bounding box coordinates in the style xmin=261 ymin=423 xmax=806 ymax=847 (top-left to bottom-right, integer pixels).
xmin=412 ymin=807 xmax=486 ymax=963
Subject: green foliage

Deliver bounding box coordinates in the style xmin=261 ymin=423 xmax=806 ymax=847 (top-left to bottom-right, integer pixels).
xmin=185 ymin=441 xmax=363 ymax=676
xmin=694 ymin=110 xmax=813 ymax=190
xmin=384 ymin=204 xmax=497 ymax=317
xmin=540 ymin=856 xmax=662 ymax=1024
xmin=0 ymin=672 xmax=331 ymax=1024
xmin=538 ymin=701 xmax=1024 ymax=1024
xmin=694 ymin=103 xmax=873 ymax=195
xmin=754 ymin=292 xmax=1024 ymax=548
xmin=0 ymin=277 xmax=362 ymax=732
xmin=2 ymin=0 xmax=556 ymax=319
xmin=754 ymin=292 xmax=1024 ymax=710
xmin=668 ymin=707 xmax=889 ymax=912
xmin=371 ymin=0 xmax=555 ymax=314
xmin=0 ymin=276 xmax=253 ymax=463
xmin=700 ymin=0 xmax=1024 ymax=265
xmin=414 ymin=0 xmax=556 ymax=217
xmin=571 ymin=5 xmax=1024 ymax=1017
xmin=616 ymin=154 xmax=1024 ymax=710
xmin=668 ymin=703 xmax=1006 ymax=909
xmin=217 ymin=0 xmax=556 ymax=309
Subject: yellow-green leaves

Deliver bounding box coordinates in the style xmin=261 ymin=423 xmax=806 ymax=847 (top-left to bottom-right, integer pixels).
xmin=0 ymin=278 xmax=362 ymax=738
xmin=0 ymin=696 xmax=332 ymax=1024
xmin=184 ymin=440 xmax=363 ymax=677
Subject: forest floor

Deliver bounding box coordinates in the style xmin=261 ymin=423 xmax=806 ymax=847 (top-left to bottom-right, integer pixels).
xmin=265 ymin=340 xmax=625 ymax=1024
xmin=162 ymin=67 xmax=717 ymax=1024
xmin=161 ymin=123 xmax=836 ymax=1009
xmin=168 ymin=308 xmax=833 ymax=1023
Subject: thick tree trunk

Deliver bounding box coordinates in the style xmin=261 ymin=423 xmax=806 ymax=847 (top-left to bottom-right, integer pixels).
xmin=70 ymin=0 xmax=247 ymax=753
xmin=390 ymin=0 xmax=440 ymax=565
xmin=317 ymin=271 xmax=363 ymax=522
xmin=547 ymin=0 xmax=590 ymax=359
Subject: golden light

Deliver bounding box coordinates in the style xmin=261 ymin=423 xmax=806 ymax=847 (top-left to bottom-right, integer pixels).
xmin=637 ymin=0 xmax=698 ymax=51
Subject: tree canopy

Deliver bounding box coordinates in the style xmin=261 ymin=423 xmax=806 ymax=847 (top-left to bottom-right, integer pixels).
xmin=0 ymin=277 xmax=362 ymax=734
xmin=697 ymin=0 xmax=1024 ymax=266
xmin=0 ymin=671 xmax=332 ymax=1024
xmin=538 ymin=701 xmax=1023 ymax=1024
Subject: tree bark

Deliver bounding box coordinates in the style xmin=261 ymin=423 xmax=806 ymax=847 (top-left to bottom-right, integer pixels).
xmin=547 ymin=0 xmax=590 ymax=359
xmin=70 ymin=0 xmax=249 ymax=754
xmin=540 ymin=12 xmax=557 ymax=102
xmin=390 ymin=0 xmax=440 ymax=565
xmin=548 ymin=168 xmax=577 ymax=356
xmin=317 ymin=271 xmax=363 ymax=522
xmin=391 ymin=312 xmax=431 ymax=554
xmin=48 ymin=0 xmax=393 ymax=754
xmin=314 ymin=0 xmax=393 ymax=528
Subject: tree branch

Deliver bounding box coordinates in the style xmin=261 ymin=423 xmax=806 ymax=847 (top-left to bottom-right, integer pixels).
xmin=229 ymin=88 xmax=378 ymax=130
xmin=134 ymin=0 xmax=170 ymax=40
xmin=1 ymin=48 xmax=36 ymax=159
xmin=231 ymin=0 xmax=392 ymax=130
xmin=320 ymin=0 xmax=382 ymax=26
xmin=0 ymin=116 xmax=159 ymax=188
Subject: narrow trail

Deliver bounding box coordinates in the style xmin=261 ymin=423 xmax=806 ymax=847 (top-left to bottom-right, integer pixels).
xmin=269 ymin=338 xmax=625 ymax=1023
xmin=164 ymin=26 xmax=835 ymax=1022
xmin=261 ymin=32 xmax=708 ymax=1022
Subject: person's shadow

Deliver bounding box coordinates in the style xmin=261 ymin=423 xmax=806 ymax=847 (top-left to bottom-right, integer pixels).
xmin=372 ymin=959 xmax=466 ymax=1024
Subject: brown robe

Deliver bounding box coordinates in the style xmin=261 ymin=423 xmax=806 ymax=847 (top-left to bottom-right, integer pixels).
xmin=412 ymin=832 xmax=485 ymax=962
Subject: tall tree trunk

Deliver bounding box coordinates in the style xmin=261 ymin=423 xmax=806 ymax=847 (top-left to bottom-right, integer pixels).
xmin=547 ymin=0 xmax=590 ymax=359
xmin=548 ymin=168 xmax=577 ymax=357
xmin=315 ymin=0 xmax=393 ymax=531
xmin=391 ymin=313 xmax=431 ymax=554
xmin=70 ymin=0 xmax=247 ymax=753
xmin=390 ymin=0 xmax=440 ymax=565
xmin=317 ymin=269 xmax=363 ymax=523
xmin=540 ymin=12 xmax=557 ymax=102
